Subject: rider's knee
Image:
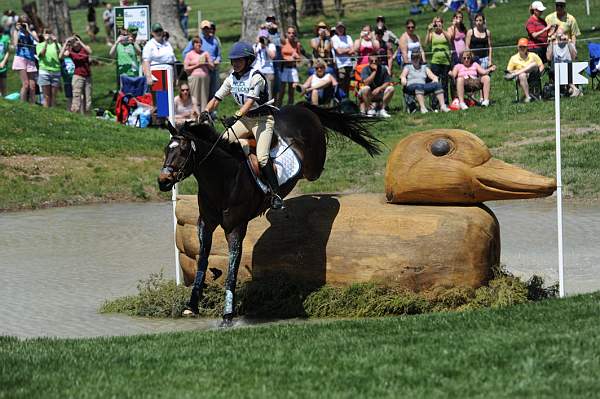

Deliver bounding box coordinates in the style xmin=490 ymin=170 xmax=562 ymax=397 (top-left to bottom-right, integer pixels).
xmin=257 ymin=153 xmax=270 ymax=168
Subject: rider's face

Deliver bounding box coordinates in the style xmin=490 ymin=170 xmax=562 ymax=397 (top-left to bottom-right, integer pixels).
xmin=232 ymin=58 xmax=246 ymax=73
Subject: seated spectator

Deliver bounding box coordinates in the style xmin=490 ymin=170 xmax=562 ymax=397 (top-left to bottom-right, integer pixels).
xmin=450 ymin=49 xmax=496 ymax=109
xmin=0 ymin=26 xmax=11 ymax=97
xmin=546 ymin=28 xmax=580 ymax=96
xmin=354 ymin=24 xmax=380 ymax=66
xmin=401 ymin=52 xmax=450 ymax=113
xmin=545 ymin=0 xmax=580 ymax=45
xmin=254 ymin=30 xmax=277 ymax=99
xmin=298 ymin=58 xmax=337 ymax=106
xmin=183 ymin=36 xmax=213 ymax=112
xmin=174 ymin=82 xmax=199 ymax=124
xmin=505 ymin=38 xmax=544 ymax=102
xmin=36 ymin=29 xmax=62 ymax=107
xmin=359 ymin=55 xmax=395 ymax=118
xmin=526 ymin=1 xmax=556 ymax=64
xmin=331 ymin=21 xmax=354 ymax=96
xmin=109 ymin=27 xmax=141 ymax=79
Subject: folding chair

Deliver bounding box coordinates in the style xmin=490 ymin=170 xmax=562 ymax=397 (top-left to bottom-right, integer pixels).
xmin=512 ymin=68 xmax=546 ymax=102
xmin=588 ymin=42 xmax=600 ymax=91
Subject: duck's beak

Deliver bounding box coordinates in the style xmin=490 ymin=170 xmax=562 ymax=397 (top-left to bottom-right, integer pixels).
xmin=472 ymin=158 xmax=556 ymax=201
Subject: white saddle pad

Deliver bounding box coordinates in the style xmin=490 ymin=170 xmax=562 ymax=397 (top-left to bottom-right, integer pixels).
xmin=248 ymin=136 xmax=301 ymax=193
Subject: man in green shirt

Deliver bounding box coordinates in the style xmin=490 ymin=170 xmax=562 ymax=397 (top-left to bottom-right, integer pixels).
xmin=109 ymin=27 xmax=141 ymax=80
xmin=0 ymin=30 xmax=10 ymax=96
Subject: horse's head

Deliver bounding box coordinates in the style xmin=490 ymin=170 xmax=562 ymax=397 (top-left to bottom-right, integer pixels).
xmin=157 ymin=122 xmax=197 ymax=192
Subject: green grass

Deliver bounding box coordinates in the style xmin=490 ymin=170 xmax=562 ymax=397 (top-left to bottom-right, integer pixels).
xmin=1 ymin=0 xmax=600 ymax=209
xmin=2 ymin=292 xmax=600 ymax=398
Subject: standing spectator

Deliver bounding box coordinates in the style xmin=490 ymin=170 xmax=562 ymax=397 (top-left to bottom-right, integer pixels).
xmin=298 ymin=58 xmax=337 ymax=106
xmin=184 ymin=36 xmax=213 ymax=112
xmin=505 ymin=38 xmax=544 ymax=102
xmin=397 ymin=19 xmax=425 ymax=69
xmin=526 ymin=1 xmax=555 ymax=64
xmin=254 ymin=31 xmax=277 ymax=99
xmin=86 ymin=1 xmax=98 ymax=43
xmin=142 ymin=23 xmax=176 ymax=86
xmin=109 ymin=27 xmax=141 ymax=78
xmin=331 ymin=21 xmax=354 ymax=96
xmin=450 ymin=49 xmax=496 ymax=109
xmin=60 ymin=52 xmax=75 ymax=111
xmin=374 ymin=28 xmax=393 ymax=71
xmin=11 ymin=17 xmax=39 ymax=103
xmin=359 ymin=55 xmax=395 ymax=117
xmin=375 ymin=16 xmax=398 ymax=49
xmin=0 ymin=26 xmax=10 ymax=96
xmin=426 ymin=16 xmax=452 ymax=104
xmin=466 ymin=13 xmax=493 ymax=68
xmin=447 ymin=11 xmax=467 ymax=65
xmin=277 ymin=25 xmax=303 ymax=106
xmin=102 ymin=2 xmax=114 ymax=45
xmin=354 ymin=25 xmax=380 ymax=66
xmin=401 ymin=52 xmax=450 ymax=113
xmin=178 ymin=0 xmax=191 ymax=38
xmin=545 ymin=0 xmax=580 ymax=44
xmin=36 ymin=29 xmax=62 ymax=107
xmin=310 ymin=22 xmax=333 ymax=73
xmin=174 ymin=82 xmax=199 ymax=124
xmin=547 ymin=28 xmax=580 ymax=96
xmin=61 ymin=35 xmax=93 ymax=113
xmin=203 ymin=21 xmax=222 ymax=100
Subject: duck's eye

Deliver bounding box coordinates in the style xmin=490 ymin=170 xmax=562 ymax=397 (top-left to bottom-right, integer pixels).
xmin=431 ymin=139 xmax=452 ymax=156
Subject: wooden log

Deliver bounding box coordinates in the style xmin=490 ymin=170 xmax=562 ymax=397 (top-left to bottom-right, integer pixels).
xmin=175 ymin=194 xmax=499 ymax=291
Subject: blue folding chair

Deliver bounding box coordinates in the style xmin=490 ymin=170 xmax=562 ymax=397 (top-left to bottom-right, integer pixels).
xmin=588 ymin=43 xmax=600 ymax=90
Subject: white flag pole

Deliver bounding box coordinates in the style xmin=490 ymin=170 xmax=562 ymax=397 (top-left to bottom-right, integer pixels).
xmin=167 ymin=67 xmax=182 ymax=286
xmin=554 ymin=64 xmax=565 ymax=298
xmin=586 ymin=0 xmax=590 ymax=16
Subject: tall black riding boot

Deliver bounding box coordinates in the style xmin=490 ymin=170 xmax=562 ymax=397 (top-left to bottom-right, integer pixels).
xmin=260 ymin=160 xmax=284 ymax=210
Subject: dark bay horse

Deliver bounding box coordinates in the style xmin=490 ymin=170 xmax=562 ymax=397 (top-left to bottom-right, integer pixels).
xmin=158 ymin=102 xmax=381 ymax=326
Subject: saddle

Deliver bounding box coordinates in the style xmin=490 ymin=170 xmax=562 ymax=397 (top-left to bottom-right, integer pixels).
xmin=245 ymin=135 xmax=302 ymax=193
xmin=245 ymin=135 xmax=281 ymax=177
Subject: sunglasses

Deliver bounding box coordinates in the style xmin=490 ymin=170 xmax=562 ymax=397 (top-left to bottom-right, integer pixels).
xmin=181 ymin=89 xmax=189 ymax=92
xmin=315 ymin=66 xmax=325 ymax=70
xmin=407 ymin=25 xmax=415 ymax=29
xmin=463 ymin=56 xmax=472 ymax=59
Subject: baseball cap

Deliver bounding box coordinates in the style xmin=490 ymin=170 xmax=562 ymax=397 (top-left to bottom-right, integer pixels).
xmin=200 ymin=20 xmax=211 ymax=29
xmin=531 ymin=1 xmax=546 ymax=11
xmin=336 ymin=21 xmax=345 ymax=28
xmin=376 ymin=15 xmax=385 ymax=22
xmin=127 ymin=26 xmax=139 ymax=34
xmin=151 ymin=23 xmax=163 ymax=32
xmin=266 ymin=15 xmax=276 ymax=21
xmin=555 ymin=0 xmax=566 ymax=3
xmin=517 ymin=37 xmax=529 ymax=47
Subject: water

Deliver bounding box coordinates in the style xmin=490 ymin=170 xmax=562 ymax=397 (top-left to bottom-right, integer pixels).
xmin=1 ymin=198 xmax=599 ymax=338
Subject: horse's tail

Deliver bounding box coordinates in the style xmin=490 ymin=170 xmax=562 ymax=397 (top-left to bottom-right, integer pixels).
xmin=298 ymin=102 xmax=382 ymax=157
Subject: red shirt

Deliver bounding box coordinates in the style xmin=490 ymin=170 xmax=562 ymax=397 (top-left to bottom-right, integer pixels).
xmin=70 ymin=48 xmax=91 ymax=77
xmin=526 ymin=15 xmax=548 ymax=49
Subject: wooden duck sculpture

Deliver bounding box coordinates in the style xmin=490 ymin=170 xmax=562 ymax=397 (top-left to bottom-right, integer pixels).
xmin=174 ymin=130 xmax=556 ymax=291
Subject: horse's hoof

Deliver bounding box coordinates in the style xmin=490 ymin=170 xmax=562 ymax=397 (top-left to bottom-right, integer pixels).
xmin=219 ymin=315 xmax=234 ymax=328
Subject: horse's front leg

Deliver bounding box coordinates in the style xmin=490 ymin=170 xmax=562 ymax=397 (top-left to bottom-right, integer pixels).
xmin=184 ymin=218 xmax=216 ymax=315
xmin=220 ymin=223 xmax=248 ymax=327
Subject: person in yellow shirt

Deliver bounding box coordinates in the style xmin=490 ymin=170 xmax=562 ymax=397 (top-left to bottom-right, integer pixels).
xmin=505 ymin=38 xmax=545 ymax=102
xmin=545 ymin=0 xmax=580 ymax=44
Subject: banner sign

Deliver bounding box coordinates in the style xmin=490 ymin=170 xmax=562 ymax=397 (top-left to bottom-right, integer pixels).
xmin=557 ymin=62 xmax=589 ymax=85
xmin=114 ymin=6 xmax=150 ymax=42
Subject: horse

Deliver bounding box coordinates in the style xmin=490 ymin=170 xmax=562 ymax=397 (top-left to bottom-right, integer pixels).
xmin=158 ymin=102 xmax=381 ymax=326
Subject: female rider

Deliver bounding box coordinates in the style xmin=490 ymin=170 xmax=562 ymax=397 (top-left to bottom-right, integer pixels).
xmin=202 ymin=41 xmax=283 ymax=210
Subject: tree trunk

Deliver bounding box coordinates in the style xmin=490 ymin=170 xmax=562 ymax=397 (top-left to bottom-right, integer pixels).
xmin=151 ymin=0 xmax=187 ymax=49
xmin=241 ymin=0 xmax=297 ymax=43
xmin=37 ymin=0 xmax=72 ymax=42
xmin=300 ymin=0 xmax=323 ymax=16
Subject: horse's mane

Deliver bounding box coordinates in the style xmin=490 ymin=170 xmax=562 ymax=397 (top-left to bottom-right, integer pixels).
xmin=180 ymin=122 xmax=246 ymax=161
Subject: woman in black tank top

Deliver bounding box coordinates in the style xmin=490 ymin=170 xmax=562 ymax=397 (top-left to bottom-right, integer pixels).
xmin=466 ymin=13 xmax=493 ymax=68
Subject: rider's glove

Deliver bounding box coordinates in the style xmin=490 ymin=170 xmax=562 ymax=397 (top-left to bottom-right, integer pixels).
xmin=199 ymin=110 xmax=211 ymax=122
xmin=223 ymin=115 xmax=239 ymax=129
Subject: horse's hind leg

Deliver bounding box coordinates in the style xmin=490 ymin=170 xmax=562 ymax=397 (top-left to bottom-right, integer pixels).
xmin=220 ymin=223 xmax=248 ymax=327
xmin=185 ymin=218 xmax=216 ymax=315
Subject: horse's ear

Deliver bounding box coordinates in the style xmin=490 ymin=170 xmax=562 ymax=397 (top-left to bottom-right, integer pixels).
xmin=167 ymin=121 xmax=179 ymax=137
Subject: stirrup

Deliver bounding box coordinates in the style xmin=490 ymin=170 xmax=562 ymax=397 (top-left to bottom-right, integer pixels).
xmin=271 ymin=193 xmax=284 ymax=210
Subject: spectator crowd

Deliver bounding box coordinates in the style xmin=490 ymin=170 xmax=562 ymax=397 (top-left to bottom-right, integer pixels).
xmin=0 ymin=0 xmax=590 ymax=121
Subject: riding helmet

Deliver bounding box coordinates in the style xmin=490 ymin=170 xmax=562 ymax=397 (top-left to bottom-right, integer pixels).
xmin=228 ymin=41 xmax=256 ymax=64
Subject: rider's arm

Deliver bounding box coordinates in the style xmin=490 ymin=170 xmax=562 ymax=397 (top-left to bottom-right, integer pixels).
xmin=205 ymin=76 xmax=232 ymax=112
xmin=205 ymin=97 xmax=220 ymax=113
xmin=236 ymin=98 xmax=256 ymax=117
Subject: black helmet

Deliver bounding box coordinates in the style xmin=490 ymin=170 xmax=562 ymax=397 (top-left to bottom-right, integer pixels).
xmin=229 ymin=41 xmax=256 ymax=64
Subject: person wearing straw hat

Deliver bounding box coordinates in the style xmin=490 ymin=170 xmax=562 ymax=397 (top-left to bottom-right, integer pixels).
xmin=310 ymin=21 xmax=334 ymax=74
xmin=526 ymin=1 xmax=555 ymax=63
